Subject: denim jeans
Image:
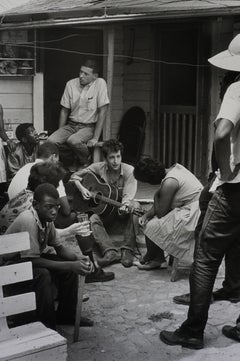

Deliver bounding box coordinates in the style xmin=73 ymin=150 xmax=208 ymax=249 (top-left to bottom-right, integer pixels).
xmin=180 ymin=183 xmax=240 ymax=337
xmin=48 ymin=121 xmax=94 ymax=165
xmin=90 ymin=200 xmax=140 ymax=256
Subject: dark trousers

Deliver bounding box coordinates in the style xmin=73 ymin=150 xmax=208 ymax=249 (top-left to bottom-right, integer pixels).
xmin=6 ymin=254 xmax=78 ymax=330
xmin=195 ymin=179 xmax=240 ymax=295
xmin=180 ymin=183 xmax=240 ymax=337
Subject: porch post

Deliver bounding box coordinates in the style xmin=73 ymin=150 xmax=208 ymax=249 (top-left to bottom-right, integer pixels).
xmin=103 ymin=25 xmax=115 ymax=140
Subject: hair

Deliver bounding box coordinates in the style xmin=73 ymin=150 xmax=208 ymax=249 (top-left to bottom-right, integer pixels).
xmin=33 ymin=183 xmax=59 ymax=203
xmin=102 ymin=139 xmax=124 ymax=158
xmin=82 ymin=59 xmax=99 ymax=74
xmin=37 ymin=141 xmax=59 ymax=159
xmin=27 ymin=162 xmax=65 ymax=192
xmin=134 ymin=157 xmax=166 ymax=185
xmin=15 ymin=123 xmax=34 ymax=141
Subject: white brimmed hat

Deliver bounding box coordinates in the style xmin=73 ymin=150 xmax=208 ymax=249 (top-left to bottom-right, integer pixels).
xmin=208 ymin=34 xmax=240 ymax=71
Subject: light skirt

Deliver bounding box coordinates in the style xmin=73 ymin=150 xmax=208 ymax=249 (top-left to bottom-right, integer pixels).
xmin=144 ymin=200 xmax=200 ymax=261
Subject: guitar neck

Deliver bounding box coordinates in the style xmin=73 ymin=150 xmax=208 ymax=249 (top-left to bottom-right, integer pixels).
xmin=91 ymin=192 xmax=144 ymax=217
xmin=93 ymin=192 xmax=123 ymax=208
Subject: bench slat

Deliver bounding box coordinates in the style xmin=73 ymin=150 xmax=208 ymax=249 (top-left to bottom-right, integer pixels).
xmin=0 ymin=293 xmax=36 ymax=317
xmin=0 ymin=262 xmax=32 ymax=286
xmin=0 ymin=322 xmax=67 ymax=360
xmin=0 ymin=233 xmax=30 ymax=255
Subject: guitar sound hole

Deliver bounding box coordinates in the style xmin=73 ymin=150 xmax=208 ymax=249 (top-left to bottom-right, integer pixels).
xmin=92 ymin=192 xmax=102 ymax=205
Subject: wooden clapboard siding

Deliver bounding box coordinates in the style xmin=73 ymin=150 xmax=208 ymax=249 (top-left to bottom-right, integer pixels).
xmin=123 ymin=25 xmax=154 ymax=156
xmin=0 ymin=77 xmax=33 ymax=136
xmin=110 ymin=26 xmax=124 ymax=139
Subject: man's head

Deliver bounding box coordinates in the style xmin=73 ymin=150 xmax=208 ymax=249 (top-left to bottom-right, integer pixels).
xmin=33 ymin=183 xmax=60 ymax=223
xmin=208 ymin=34 xmax=240 ymax=72
xmin=134 ymin=157 xmax=166 ymax=185
xmin=27 ymin=162 xmax=65 ymax=192
xmin=15 ymin=123 xmax=39 ymax=145
xmin=37 ymin=142 xmax=59 ymax=163
xmin=79 ymin=59 xmax=99 ymax=87
xmin=102 ymin=139 xmax=124 ymax=172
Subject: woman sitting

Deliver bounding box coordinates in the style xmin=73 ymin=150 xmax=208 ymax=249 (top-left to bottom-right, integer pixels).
xmin=133 ymin=158 xmax=203 ymax=270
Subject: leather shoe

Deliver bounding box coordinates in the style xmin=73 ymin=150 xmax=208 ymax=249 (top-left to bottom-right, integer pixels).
xmin=160 ymin=329 xmax=203 ymax=349
xmin=137 ymin=260 xmax=168 ymax=270
xmin=222 ymin=325 xmax=240 ymax=341
xmin=97 ymin=250 xmax=121 ymax=267
xmin=173 ymin=293 xmax=213 ymax=306
xmin=57 ymin=316 xmax=94 ymax=327
xmin=213 ymin=288 xmax=240 ymax=303
xmin=85 ymin=267 xmax=115 ymax=283
xmin=121 ymin=249 xmax=134 ymax=268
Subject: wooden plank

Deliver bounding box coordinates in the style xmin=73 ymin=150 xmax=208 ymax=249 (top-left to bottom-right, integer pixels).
xmin=0 ymin=94 xmax=32 ymax=109
xmin=3 ymin=109 xmax=32 ymax=123
xmin=0 ymin=322 xmax=67 ymax=361
xmin=33 ymin=73 xmax=44 ymax=133
xmin=0 ymin=262 xmax=32 ymax=286
xmin=0 ymin=79 xmax=32 ymax=94
xmin=0 ymin=232 xmax=30 ymax=255
xmin=1 ymin=345 xmax=67 ymax=361
xmin=103 ymin=25 xmax=115 ymax=141
xmin=73 ymin=275 xmax=85 ymax=342
xmin=1 ymin=293 xmax=36 ymax=317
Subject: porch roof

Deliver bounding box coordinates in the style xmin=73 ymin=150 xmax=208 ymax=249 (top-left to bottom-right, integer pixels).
xmin=1 ymin=0 xmax=240 ymax=29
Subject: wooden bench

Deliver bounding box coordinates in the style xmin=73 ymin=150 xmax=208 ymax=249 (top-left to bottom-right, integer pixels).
xmin=0 ymin=232 xmax=67 ymax=361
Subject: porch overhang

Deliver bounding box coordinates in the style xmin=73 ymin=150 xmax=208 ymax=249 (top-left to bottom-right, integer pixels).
xmin=1 ymin=1 xmax=240 ymax=30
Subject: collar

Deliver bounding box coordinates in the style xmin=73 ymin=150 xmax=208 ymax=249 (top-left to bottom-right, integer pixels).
xmin=30 ymin=207 xmax=47 ymax=231
xmin=80 ymin=80 xmax=95 ymax=91
xmin=105 ymin=162 xmax=124 ymax=176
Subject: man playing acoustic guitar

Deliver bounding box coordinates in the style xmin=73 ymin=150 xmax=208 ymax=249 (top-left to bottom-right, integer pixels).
xmin=71 ymin=139 xmax=140 ymax=267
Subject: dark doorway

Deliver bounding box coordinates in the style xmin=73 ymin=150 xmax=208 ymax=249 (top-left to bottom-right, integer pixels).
xmin=37 ymin=27 xmax=103 ymax=134
xmin=154 ymin=24 xmax=210 ymax=180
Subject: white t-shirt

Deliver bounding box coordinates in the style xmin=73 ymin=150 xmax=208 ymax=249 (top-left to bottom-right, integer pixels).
xmin=210 ymin=81 xmax=240 ymax=192
xmin=8 ymin=159 xmax=66 ymax=200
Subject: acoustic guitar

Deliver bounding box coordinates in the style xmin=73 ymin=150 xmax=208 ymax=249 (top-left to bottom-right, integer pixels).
xmin=72 ymin=172 xmax=144 ymax=218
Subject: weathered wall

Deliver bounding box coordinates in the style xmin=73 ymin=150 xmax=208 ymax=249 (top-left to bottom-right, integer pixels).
xmin=0 ymin=77 xmax=33 ymax=136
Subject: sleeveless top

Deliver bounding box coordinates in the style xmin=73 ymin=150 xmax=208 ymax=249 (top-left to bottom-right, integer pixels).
xmin=162 ymin=163 xmax=203 ymax=209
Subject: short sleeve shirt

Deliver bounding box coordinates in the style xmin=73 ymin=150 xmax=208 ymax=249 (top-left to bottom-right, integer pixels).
xmin=60 ymin=77 xmax=109 ymax=124
xmin=8 ymin=159 xmax=66 ymax=200
xmin=5 ymin=208 xmax=62 ymax=258
xmin=210 ymin=81 xmax=240 ymax=190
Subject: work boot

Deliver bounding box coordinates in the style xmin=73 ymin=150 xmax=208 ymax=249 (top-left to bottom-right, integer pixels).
xmin=213 ymin=288 xmax=240 ymax=303
xmin=85 ymin=267 xmax=115 ymax=283
xmin=121 ymin=249 xmax=134 ymax=268
xmin=222 ymin=325 xmax=240 ymax=341
xmin=160 ymin=329 xmax=203 ymax=349
xmin=173 ymin=293 xmax=213 ymax=306
xmin=97 ymin=250 xmax=121 ymax=267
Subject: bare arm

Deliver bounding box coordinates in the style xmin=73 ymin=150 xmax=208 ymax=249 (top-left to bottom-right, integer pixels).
xmin=58 ymin=106 xmax=69 ymax=128
xmin=214 ymin=118 xmax=236 ymax=181
xmin=31 ymin=256 xmax=92 ymax=275
xmin=87 ymin=104 xmax=109 ymax=147
xmin=154 ymin=178 xmax=179 ymax=218
xmin=59 ymin=195 xmax=71 ymax=216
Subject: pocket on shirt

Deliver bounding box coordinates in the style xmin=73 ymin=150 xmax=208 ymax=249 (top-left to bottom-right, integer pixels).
xmin=87 ymin=98 xmax=96 ymax=111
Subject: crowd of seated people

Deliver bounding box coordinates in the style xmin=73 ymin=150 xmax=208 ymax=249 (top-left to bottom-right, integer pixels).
xmin=1 ymin=108 xmax=239 ymax=341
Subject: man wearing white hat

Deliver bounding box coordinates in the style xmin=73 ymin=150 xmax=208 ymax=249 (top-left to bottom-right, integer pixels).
xmin=160 ymin=34 xmax=240 ymax=349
